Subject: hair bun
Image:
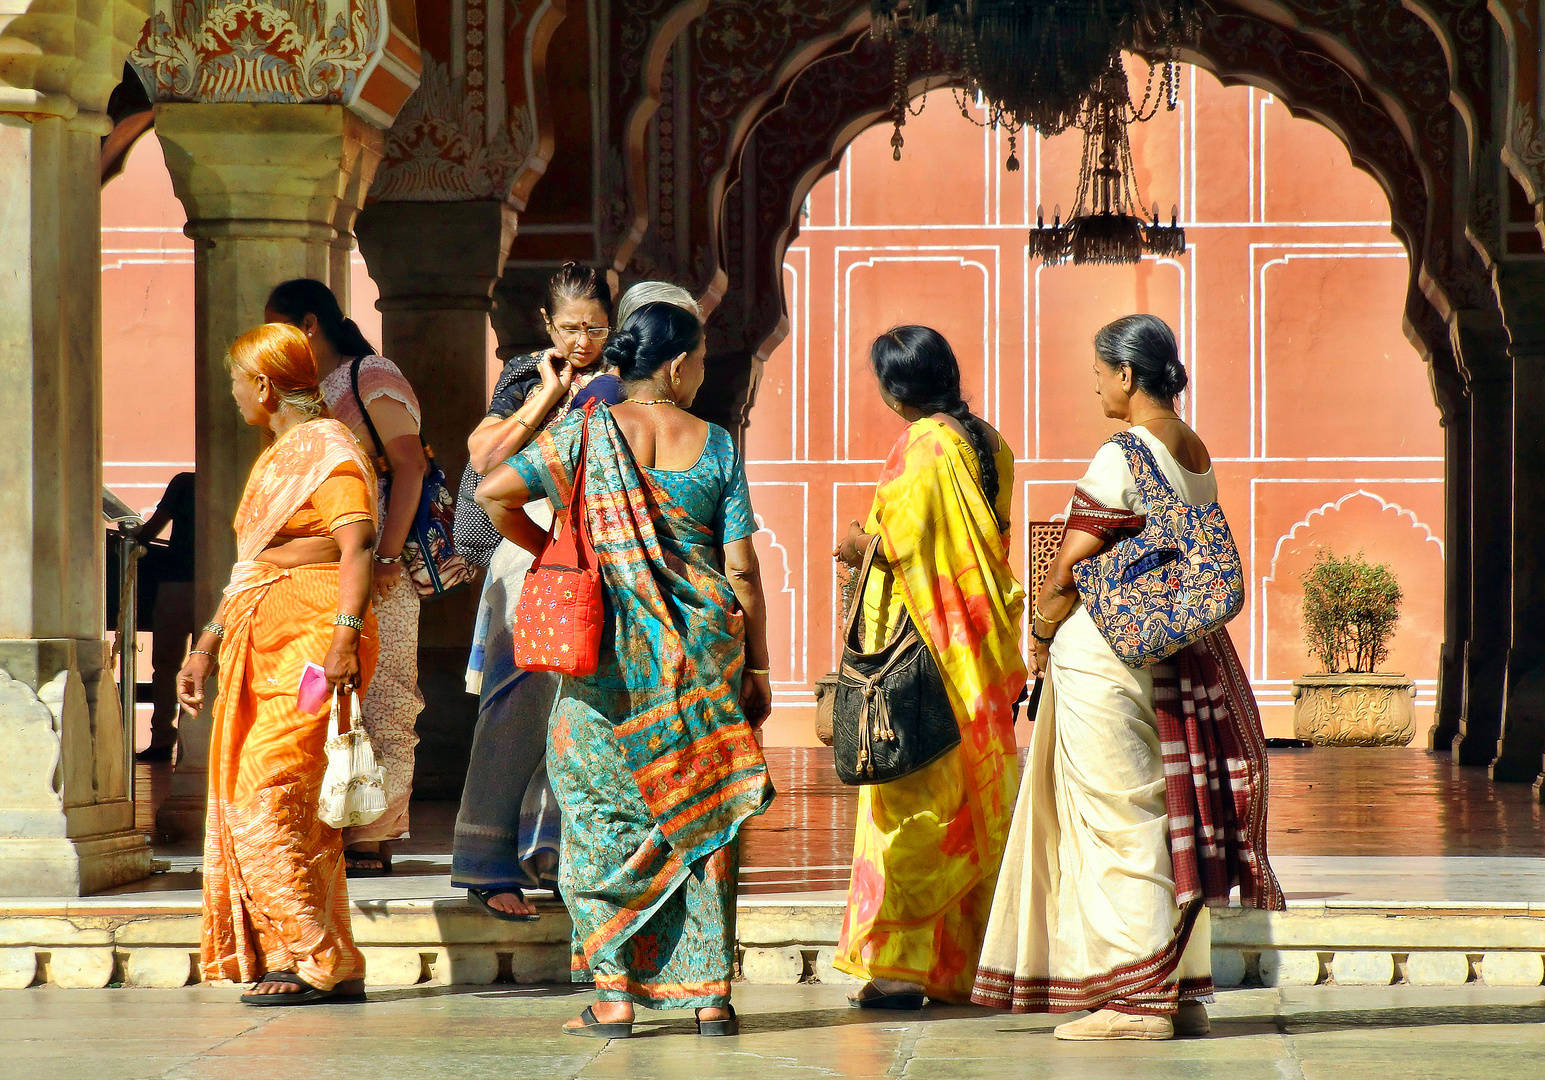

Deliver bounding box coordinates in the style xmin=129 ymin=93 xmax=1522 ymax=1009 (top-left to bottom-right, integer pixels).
xmin=603 ymin=328 xmax=641 ymax=375
xmin=1162 ymin=356 xmax=1189 ymax=398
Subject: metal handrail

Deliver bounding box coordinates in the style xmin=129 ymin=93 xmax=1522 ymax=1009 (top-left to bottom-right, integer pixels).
xmin=104 ymin=489 xmax=144 ymax=794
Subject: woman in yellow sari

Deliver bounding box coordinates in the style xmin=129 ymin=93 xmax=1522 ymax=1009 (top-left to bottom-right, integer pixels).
xmin=176 ymin=323 xmax=380 ymax=1005
xmin=831 ymin=326 xmax=1028 ymax=1007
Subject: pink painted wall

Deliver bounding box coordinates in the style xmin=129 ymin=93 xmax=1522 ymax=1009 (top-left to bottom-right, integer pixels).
xmin=743 ymin=65 xmax=1443 ymax=746
xmin=99 ymin=63 xmax=1443 ymax=748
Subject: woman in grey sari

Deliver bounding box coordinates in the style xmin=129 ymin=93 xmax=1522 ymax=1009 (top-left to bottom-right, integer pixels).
xmin=450 ymin=272 xmax=701 ymax=919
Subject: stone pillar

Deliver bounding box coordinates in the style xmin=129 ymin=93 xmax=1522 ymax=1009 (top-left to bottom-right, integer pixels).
xmin=490 ymin=268 xmax=559 ymax=361
xmin=1429 ymin=387 xmax=1471 ymax=752
xmin=1492 ymin=262 xmax=1545 ymax=787
xmin=1452 ymin=312 xmax=1514 ymax=767
xmin=356 ymin=199 xmax=516 ymax=798
xmin=151 ymin=104 xmax=384 ymax=838
xmin=0 ymin=104 xmax=155 ymax=893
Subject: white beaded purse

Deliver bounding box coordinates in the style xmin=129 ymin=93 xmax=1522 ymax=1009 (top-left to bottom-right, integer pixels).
xmin=318 ymin=689 xmax=388 ymax=829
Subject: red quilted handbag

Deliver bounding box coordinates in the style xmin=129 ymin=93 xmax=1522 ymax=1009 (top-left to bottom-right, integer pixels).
xmin=512 ymin=405 xmax=604 ymax=676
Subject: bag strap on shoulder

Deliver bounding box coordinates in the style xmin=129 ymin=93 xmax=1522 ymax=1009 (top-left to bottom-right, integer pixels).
xmin=351 ymin=356 xmax=432 ymax=476
xmin=1111 ymin=429 xmax=1176 ymax=508
xmin=350 ymin=357 xmax=385 ymax=463
xmin=533 ymin=402 xmax=600 ymax=572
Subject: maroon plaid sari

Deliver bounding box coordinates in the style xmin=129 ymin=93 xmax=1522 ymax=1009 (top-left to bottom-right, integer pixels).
xmin=1068 ymin=494 xmax=1283 ymax=913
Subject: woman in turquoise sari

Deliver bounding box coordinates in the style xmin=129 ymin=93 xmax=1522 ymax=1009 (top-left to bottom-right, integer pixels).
xmin=475 ymin=300 xmax=774 ymax=1038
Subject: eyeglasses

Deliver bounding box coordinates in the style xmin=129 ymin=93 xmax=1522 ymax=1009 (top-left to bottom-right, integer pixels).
xmin=550 ymin=324 xmax=611 ymax=342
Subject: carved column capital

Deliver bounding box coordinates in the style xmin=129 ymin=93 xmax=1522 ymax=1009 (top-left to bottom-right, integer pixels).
xmin=129 ymin=0 xmax=421 ymax=129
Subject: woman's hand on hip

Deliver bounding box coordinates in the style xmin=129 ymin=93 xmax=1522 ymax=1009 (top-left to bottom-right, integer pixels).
xmin=176 ymin=652 xmax=215 ymax=711
xmin=740 ymin=671 xmax=772 ymax=730
xmin=324 ymin=634 xmax=362 ymax=693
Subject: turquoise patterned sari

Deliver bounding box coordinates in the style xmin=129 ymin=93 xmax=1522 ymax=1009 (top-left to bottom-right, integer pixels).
xmin=510 ymin=406 xmax=774 ymax=1008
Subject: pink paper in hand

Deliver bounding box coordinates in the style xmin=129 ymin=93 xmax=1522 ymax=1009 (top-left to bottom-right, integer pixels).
xmin=297 ymin=662 xmax=331 ymax=714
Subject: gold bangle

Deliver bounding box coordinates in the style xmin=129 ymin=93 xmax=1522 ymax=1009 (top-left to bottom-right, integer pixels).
xmin=1034 ymin=601 xmax=1064 ymax=626
xmin=513 ymin=415 xmax=533 ymax=431
xmin=747 ymin=667 xmax=771 ymax=677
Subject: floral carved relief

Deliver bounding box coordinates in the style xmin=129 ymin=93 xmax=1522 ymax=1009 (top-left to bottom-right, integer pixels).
xmin=373 ymin=56 xmax=531 ymax=202
xmin=130 ymin=0 xmax=385 ymax=105
xmin=1292 ymin=675 xmax=1417 ymax=747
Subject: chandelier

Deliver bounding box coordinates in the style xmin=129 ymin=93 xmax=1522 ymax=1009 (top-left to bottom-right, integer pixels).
xmin=872 ymin=1 xmax=1199 ymax=164
xmin=1028 ymin=58 xmax=1186 ymax=265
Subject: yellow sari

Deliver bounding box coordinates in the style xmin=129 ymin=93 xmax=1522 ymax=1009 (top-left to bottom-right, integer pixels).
xmin=201 ymin=420 xmax=379 ymax=990
xmin=833 ymin=418 xmax=1028 ymax=1001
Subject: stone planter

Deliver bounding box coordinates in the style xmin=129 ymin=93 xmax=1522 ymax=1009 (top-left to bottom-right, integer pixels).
xmin=1291 ymin=673 xmax=1417 ymax=747
xmin=813 ymin=673 xmax=838 ymax=746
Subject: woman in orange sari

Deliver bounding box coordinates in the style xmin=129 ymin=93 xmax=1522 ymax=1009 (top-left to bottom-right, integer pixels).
xmin=176 ymin=323 xmax=380 ymax=1005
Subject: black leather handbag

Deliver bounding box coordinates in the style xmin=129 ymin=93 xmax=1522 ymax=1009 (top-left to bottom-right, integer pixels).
xmin=832 ymin=537 xmax=960 ymax=785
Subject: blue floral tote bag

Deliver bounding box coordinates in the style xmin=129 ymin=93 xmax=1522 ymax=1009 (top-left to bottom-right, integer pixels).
xmin=1072 ymin=431 xmax=1245 ymax=668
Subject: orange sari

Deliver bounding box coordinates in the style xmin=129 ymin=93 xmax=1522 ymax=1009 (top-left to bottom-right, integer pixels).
xmin=201 ymin=420 xmax=379 ymax=990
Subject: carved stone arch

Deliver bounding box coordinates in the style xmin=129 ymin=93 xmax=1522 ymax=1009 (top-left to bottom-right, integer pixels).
xmin=600 ymin=0 xmax=714 ymax=274
xmin=1400 ymin=1 xmax=1500 ymax=266
xmin=1487 ymin=1 xmax=1545 ymax=228
xmin=1215 ymin=0 xmax=1493 ymax=326
xmin=709 ymin=16 xmax=1460 ymax=437
xmin=1178 ymin=9 xmax=1457 ymax=376
xmin=697 ymin=31 xmax=902 ymax=431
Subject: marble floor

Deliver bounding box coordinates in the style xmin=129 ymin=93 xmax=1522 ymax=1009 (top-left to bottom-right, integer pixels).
xmin=4 ymin=983 xmax=1543 ymax=1080
xmin=120 ymin=747 xmax=1545 ymax=906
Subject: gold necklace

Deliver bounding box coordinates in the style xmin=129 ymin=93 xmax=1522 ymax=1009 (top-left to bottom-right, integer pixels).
xmin=1132 ymin=413 xmax=1181 ymax=427
xmin=627 ymin=397 xmax=677 ymax=406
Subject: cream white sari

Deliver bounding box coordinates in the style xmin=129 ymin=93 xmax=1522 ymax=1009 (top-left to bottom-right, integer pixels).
xmin=972 ymin=427 xmax=1278 ymax=1015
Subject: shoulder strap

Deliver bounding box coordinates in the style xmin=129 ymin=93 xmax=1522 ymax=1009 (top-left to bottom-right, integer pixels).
xmin=841 ymin=535 xmax=889 ymax=649
xmin=350 ymin=357 xmax=386 ymax=463
xmin=538 ymin=403 xmax=600 ymax=573
xmin=569 ymin=403 xmax=599 ymax=569
xmin=1111 ymin=429 xmax=1175 ymax=507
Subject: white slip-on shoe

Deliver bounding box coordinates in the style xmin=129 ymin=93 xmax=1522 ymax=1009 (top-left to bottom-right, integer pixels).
xmin=1053 ymin=1008 xmax=1174 ymax=1041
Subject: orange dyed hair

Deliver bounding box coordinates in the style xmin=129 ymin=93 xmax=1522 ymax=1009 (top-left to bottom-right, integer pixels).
xmin=226 ymin=323 xmax=327 ymax=418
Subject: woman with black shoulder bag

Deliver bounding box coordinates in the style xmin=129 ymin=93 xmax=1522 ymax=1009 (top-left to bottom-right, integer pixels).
xmin=829 ymin=326 xmax=1028 ymax=1009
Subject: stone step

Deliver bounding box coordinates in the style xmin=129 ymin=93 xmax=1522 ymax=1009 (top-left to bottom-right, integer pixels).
xmin=1 ymin=894 xmax=1543 ymax=990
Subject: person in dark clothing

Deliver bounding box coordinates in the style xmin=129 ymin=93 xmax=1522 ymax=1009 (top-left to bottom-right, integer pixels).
xmin=133 ymin=471 xmax=196 ymax=762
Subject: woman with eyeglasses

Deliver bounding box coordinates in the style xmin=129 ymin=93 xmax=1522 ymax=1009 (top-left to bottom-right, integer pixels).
xmin=451 ymin=263 xmax=626 ymax=921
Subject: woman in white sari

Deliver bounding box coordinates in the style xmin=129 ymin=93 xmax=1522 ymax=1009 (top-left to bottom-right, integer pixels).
xmin=971 ymin=315 xmax=1282 ymax=1040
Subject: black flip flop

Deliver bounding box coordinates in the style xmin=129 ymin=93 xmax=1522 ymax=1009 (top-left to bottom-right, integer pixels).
xmin=850 ymin=989 xmax=926 ymax=1010
xmin=344 ymin=848 xmax=391 ymax=878
xmin=696 ymin=1003 xmax=739 ymax=1037
xmin=467 ymin=887 xmax=541 ymax=922
xmin=564 ymin=1005 xmax=634 ymax=1039
xmin=241 ymin=972 xmax=366 ymax=1007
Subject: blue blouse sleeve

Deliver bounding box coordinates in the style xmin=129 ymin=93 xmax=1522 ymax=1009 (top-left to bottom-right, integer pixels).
xmin=713 ymin=430 xmax=757 ymax=544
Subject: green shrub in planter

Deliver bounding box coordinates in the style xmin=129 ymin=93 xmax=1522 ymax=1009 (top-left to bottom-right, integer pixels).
xmin=1300 ymin=549 xmax=1403 ymax=674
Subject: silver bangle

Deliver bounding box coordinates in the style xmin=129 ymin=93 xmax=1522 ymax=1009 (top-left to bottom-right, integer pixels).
xmin=373 ymin=552 xmax=401 ymax=566
xmin=187 ymin=649 xmax=217 ymax=660
xmin=202 ymin=622 xmax=225 ymax=639
xmin=334 ymin=613 xmax=365 ymax=631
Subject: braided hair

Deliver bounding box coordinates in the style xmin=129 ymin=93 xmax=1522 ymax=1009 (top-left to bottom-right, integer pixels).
xmin=870 ymin=325 xmax=1002 ymax=524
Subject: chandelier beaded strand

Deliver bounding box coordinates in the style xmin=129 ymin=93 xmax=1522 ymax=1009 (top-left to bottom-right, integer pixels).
xmin=1029 ymin=56 xmax=1187 ymax=265
xmin=872 ymin=1 xmax=1194 ymax=265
